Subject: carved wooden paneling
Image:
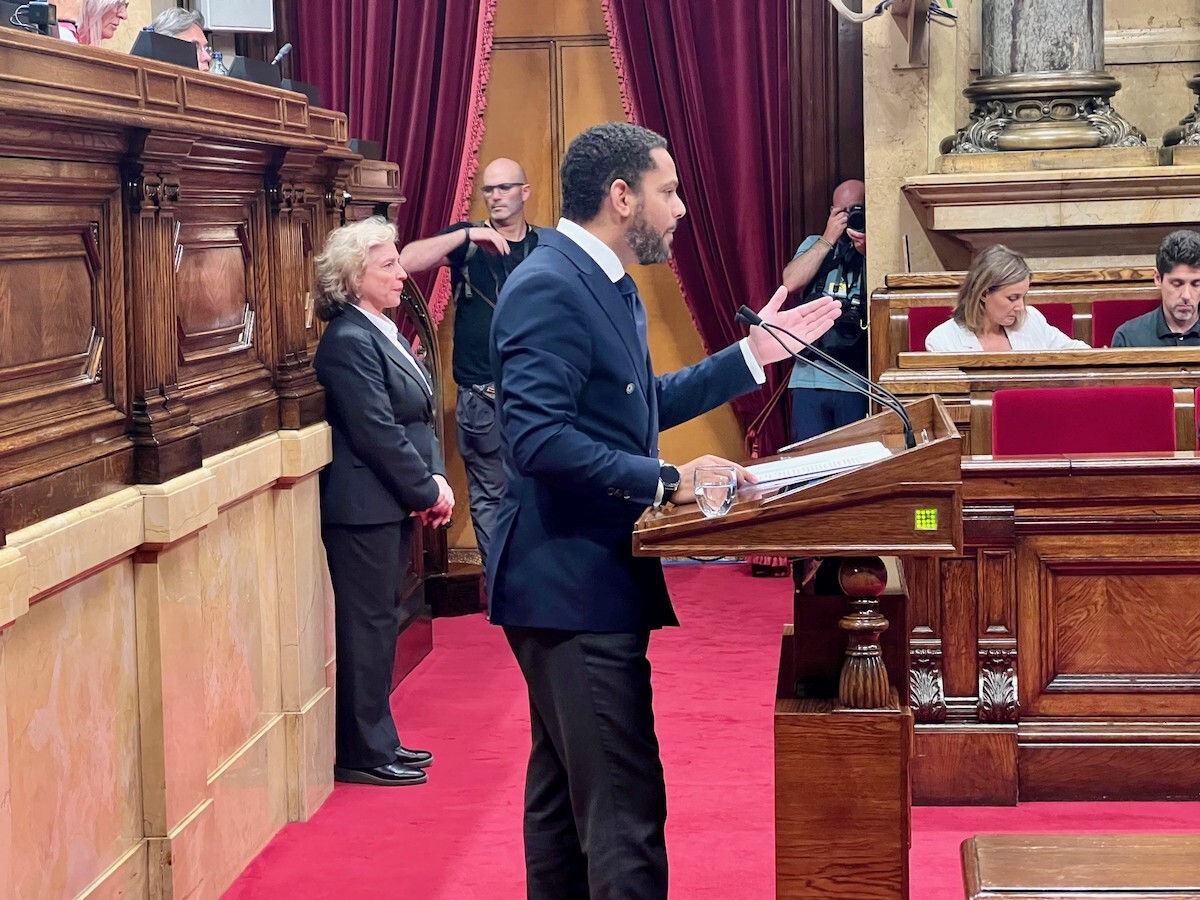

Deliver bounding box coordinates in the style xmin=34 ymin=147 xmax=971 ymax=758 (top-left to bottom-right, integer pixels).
xmin=912 ymin=461 xmax=1200 ymax=803
xmin=1020 ymin=537 xmax=1200 ymax=718
xmin=0 ymin=31 xmax=354 ymax=539
xmin=0 ymin=146 xmax=131 ymax=535
xmin=912 ymin=725 xmax=1017 ymax=806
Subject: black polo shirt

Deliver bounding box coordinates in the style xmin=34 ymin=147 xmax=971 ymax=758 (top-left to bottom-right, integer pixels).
xmin=440 ymin=221 xmax=539 ymax=387
xmin=1110 ymin=306 xmax=1200 ymax=347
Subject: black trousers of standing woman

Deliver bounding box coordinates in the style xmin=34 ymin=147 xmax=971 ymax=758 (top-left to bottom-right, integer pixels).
xmin=321 ymin=518 xmax=412 ymax=769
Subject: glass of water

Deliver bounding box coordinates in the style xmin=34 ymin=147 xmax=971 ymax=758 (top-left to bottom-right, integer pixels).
xmin=693 ymin=465 xmax=738 ymax=518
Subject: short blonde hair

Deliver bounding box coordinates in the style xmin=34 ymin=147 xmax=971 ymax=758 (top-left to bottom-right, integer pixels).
xmin=954 ymin=244 xmax=1032 ymax=334
xmin=78 ymin=0 xmax=126 ymax=45
xmin=314 ymin=217 xmax=398 ymax=321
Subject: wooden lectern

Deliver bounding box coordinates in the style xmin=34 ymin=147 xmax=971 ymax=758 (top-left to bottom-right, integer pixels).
xmin=634 ymin=396 xmax=963 ymax=899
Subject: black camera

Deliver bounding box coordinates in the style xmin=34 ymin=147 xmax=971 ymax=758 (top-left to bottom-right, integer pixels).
xmin=846 ymin=204 xmax=866 ymax=233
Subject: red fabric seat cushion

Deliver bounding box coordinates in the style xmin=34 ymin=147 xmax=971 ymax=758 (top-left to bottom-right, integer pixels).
xmin=909 ymin=305 xmax=953 ymax=351
xmin=1091 ymin=298 xmax=1160 ymax=347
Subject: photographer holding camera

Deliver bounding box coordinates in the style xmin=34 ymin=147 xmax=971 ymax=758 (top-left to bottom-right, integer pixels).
xmin=780 ymin=179 xmax=868 ymax=442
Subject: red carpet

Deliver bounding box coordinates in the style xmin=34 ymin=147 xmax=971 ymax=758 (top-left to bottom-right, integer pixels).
xmin=226 ymin=563 xmax=1200 ymax=899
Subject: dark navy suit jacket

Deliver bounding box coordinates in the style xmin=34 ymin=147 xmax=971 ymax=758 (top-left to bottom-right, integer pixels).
xmin=314 ymin=305 xmax=444 ymax=525
xmin=486 ymin=228 xmax=759 ymax=632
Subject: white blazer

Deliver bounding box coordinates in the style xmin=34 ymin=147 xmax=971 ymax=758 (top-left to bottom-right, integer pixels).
xmin=925 ymin=306 xmax=1090 ymax=352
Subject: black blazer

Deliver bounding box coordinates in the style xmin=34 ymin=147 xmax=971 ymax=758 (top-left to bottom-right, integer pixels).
xmin=486 ymin=228 xmax=758 ymax=632
xmin=314 ymin=305 xmax=444 ymax=525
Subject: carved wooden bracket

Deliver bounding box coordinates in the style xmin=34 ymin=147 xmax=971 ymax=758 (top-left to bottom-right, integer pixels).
xmin=266 ymin=176 xmax=307 ymax=212
xmin=979 ymin=648 xmax=1019 ymax=723
xmin=324 ymin=185 xmax=349 ymax=212
xmin=909 ymin=648 xmax=948 ymax=723
xmin=125 ymin=171 xmax=181 ymax=211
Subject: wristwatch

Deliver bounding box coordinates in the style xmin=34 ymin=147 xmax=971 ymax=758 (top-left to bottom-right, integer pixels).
xmin=658 ymin=463 xmax=681 ymax=507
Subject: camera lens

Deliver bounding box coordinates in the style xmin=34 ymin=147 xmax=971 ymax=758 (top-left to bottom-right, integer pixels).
xmin=847 ymin=205 xmax=866 ymax=233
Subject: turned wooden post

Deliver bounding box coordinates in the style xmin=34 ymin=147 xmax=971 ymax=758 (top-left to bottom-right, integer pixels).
xmin=837 ymin=557 xmax=891 ymax=708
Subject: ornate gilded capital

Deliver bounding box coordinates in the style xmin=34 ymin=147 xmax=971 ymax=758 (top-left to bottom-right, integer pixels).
xmin=979 ymin=649 xmax=1019 ymax=723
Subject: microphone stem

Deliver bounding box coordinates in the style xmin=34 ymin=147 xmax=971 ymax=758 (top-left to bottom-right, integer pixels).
xmin=760 ymin=321 xmax=916 ymax=450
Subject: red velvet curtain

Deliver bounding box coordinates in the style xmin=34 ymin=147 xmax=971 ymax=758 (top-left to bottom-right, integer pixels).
xmin=292 ymin=1 xmax=492 ymax=316
xmin=603 ymin=0 xmax=793 ymax=453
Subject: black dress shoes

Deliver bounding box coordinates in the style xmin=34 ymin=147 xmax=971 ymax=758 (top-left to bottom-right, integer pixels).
xmin=394 ymin=745 xmax=433 ymax=768
xmin=334 ymin=761 xmax=427 ymax=786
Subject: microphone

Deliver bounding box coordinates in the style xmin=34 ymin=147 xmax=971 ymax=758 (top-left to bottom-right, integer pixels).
xmin=736 ymin=304 xmax=917 ymax=449
xmin=270 ymin=43 xmax=293 ymax=66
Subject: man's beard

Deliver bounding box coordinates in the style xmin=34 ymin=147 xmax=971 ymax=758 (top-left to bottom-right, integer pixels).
xmin=626 ymin=209 xmax=670 ymax=265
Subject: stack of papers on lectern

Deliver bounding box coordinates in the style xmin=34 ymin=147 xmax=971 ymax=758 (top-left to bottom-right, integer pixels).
xmin=746 ymin=440 xmax=891 ymax=486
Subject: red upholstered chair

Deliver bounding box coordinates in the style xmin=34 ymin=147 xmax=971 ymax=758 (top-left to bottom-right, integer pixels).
xmin=1034 ymin=302 xmax=1075 ymax=337
xmin=1091 ymin=298 xmax=1160 ymax=347
xmin=908 ymin=305 xmax=953 ymax=351
xmin=992 ymin=385 xmax=1177 ymax=456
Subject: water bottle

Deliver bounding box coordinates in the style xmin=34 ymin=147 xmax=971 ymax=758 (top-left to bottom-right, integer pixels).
xmin=210 ymin=51 xmax=229 ymax=76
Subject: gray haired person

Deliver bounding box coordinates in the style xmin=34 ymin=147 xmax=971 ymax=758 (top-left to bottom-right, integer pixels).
xmin=151 ymin=7 xmax=212 ymax=71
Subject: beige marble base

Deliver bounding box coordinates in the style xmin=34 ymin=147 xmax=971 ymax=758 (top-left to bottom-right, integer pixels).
xmin=0 ymin=426 xmax=334 ymax=900
xmin=286 ymin=687 xmax=335 ymax=821
xmin=205 ymin=717 xmax=290 ymax=892
xmin=1161 ymin=144 xmax=1200 ymax=166
xmin=75 ymin=840 xmax=149 ymax=900
xmin=935 ymin=146 xmax=1160 ymax=174
xmin=149 ymin=800 xmax=216 ymax=900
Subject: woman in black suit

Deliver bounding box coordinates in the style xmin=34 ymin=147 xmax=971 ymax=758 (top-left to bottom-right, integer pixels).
xmin=313 ymin=216 xmax=454 ymax=786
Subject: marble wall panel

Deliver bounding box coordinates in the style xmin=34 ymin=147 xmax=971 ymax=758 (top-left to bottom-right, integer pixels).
xmin=273 ymin=474 xmax=328 ymax=710
xmin=1112 ymin=60 xmax=1197 ymax=147
xmin=205 ymin=718 xmax=289 ymax=893
xmin=4 ymin=562 xmax=143 ymax=899
xmin=149 ymin=799 xmax=216 ymax=900
xmin=0 ymin=638 xmax=11 ymax=900
xmin=1107 ymin=0 xmax=1200 ymax=31
xmin=286 ymin=686 xmax=334 ymax=821
xmin=200 ymin=492 xmax=283 ymax=776
xmin=135 ymin=536 xmax=208 ymax=835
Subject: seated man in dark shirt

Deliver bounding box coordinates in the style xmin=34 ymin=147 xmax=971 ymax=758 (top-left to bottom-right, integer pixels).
xmin=1113 ymin=230 xmax=1200 ymax=347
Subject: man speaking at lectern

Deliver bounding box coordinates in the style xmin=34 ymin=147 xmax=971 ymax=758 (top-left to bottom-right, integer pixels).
xmin=487 ymin=121 xmax=840 ymax=899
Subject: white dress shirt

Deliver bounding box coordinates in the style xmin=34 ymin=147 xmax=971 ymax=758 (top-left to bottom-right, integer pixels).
xmin=925 ymin=306 xmax=1091 ymax=352
xmin=555 ymin=218 xmax=766 ymax=384
xmin=354 ymin=304 xmax=433 ymax=394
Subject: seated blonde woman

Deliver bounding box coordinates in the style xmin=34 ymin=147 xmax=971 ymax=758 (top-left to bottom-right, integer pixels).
xmin=925 ymin=244 xmax=1090 ymax=352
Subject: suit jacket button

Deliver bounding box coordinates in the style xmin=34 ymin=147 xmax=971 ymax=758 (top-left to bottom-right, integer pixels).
xmin=626 ymin=383 xmax=634 ymax=394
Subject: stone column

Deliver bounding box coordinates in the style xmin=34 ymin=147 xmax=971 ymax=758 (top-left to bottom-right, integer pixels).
xmin=942 ymin=0 xmax=1145 ymax=153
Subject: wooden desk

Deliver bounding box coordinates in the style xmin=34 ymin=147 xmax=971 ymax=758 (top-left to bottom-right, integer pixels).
xmin=883 ymin=349 xmax=1200 ymax=453
xmin=908 ymin=453 xmax=1200 ymax=805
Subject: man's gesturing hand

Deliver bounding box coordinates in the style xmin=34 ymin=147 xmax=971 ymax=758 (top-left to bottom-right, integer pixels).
xmin=746 ymin=287 xmax=841 ymax=367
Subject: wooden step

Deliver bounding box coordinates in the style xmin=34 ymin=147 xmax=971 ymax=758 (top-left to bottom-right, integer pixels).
xmin=963 ymin=833 xmax=1200 ymax=898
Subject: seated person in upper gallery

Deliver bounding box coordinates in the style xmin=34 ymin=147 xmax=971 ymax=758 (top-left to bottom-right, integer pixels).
xmin=925 ymin=244 xmax=1090 ymax=352
xmin=149 ymin=6 xmax=213 ymax=72
xmin=71 ymin=0 xmax=128 ymax=45
xmin=1111 ymin=229 xmax=1200 ymax=348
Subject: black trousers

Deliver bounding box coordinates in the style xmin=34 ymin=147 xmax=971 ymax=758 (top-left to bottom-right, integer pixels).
xmin=322 ymin=519 xmax=412 ymax=769
xmin=505 ymin=627 xmax=668 ymax=900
